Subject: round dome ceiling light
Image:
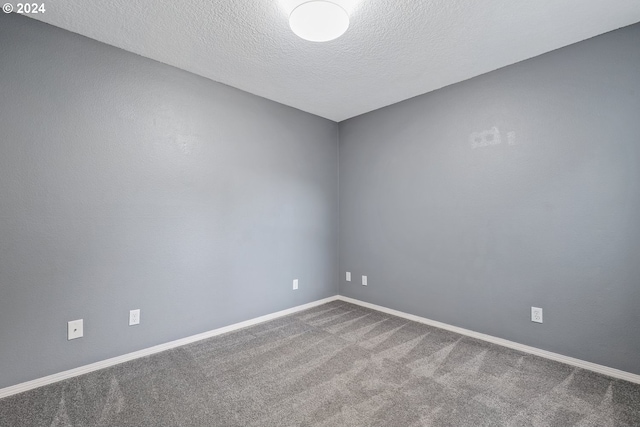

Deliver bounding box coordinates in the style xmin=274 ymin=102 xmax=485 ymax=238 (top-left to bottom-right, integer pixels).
xmin=289 ymin=1 xmax=350 ymax=42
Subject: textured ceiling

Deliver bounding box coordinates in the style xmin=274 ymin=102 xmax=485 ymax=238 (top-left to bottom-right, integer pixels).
xmin=29 ymin=0 xmax=640 ymax=122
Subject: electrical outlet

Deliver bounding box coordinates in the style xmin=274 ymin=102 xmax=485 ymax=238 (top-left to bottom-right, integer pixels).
xmin=346 ymin=272 xmax=351 ymax=281
xmin=129 ymin=309 xmax=141 ymax=326
xmin=531 ymin=307 xmax=543 ymax=323
xmin=362 ymin=275 xmax=367 ymax=286
xmin=293 ymin=279 xmax=299 ymax=290
xmin=68 ymin=319 xmax=84 ymax=340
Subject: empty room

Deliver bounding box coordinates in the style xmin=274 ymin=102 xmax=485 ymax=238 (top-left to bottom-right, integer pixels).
xmin=1 ymin=0 xmax=639 ymax=425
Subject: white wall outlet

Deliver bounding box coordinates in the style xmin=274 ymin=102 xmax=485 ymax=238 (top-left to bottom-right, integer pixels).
xmin=129 ymin=309 xmax=141 ymax=326
xmin=346 ymin=272 xmax=351 ymax=281
xmin=531 ymin=307 xmax=543 ymax=323
xmin=362 ymin=275 xmax=367 ymax=286
xmin=68 ymin=319 xmax=84 ymax=340
xmin=293 ymin=279 xmax=299 ymax=290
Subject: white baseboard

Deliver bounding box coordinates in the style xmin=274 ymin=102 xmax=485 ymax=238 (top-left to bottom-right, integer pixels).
xmin=337 ymin=295 xmax=640 ymax=385
xmin=0 ymin=295 xmax=339 ymax=400
xmin=3 ymin=293 xmax=638 ymax=400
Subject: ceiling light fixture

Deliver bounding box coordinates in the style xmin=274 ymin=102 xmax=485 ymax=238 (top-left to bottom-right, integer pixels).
xmin=289 ymin=1 xmax=350 ymax=42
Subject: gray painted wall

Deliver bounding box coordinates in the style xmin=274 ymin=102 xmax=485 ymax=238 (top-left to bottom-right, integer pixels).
xmin=339 ymin=23 xmax=640 ymax=374
xmin=0 ymin=13 xmax=338 ymax=389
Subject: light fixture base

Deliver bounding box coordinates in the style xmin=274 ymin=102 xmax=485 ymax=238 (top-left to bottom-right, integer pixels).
xmin=289 ymin=1 xmax=350 ymax=42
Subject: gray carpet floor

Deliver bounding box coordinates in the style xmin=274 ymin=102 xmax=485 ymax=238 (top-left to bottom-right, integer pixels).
xmin=1 ymin=300 xmax=639 ymax=426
